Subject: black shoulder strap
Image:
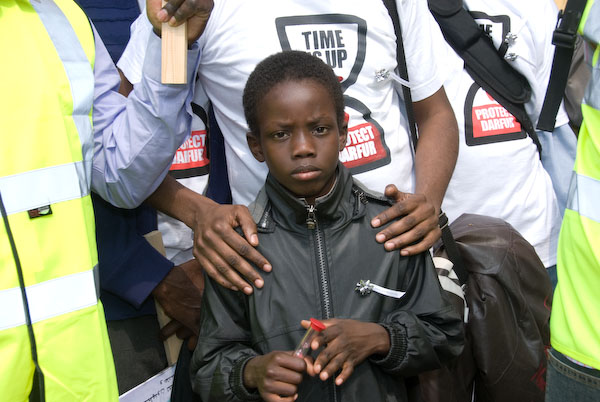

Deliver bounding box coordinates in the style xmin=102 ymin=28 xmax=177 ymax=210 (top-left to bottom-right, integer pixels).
xmin=381 ymin=0 xmax=468 ymax=284
xmin=537 ymin=0 xmax=587 ymax=131
xmin=382 ymin=0 xmax=419 ymax=150
xmin=428 ymin=0 xmax=542 ymax=156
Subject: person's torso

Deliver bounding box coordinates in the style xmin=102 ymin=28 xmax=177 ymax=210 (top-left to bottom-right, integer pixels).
xmin=197 ymin=0 xmax=438 ymax=205
xmin=551 ymin=7 xmax=600 ymax=369
xmin=438 ymin=0 xmax=562 ymax=267
xmin=248 ymin=189 xmax=410 ymax=401
xmin=0 ymin=1 xmax=118 ymax=399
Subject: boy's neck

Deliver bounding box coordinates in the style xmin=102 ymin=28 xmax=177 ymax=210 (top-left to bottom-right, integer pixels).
xmin=298 ymin=175 xmax=338 ymax=207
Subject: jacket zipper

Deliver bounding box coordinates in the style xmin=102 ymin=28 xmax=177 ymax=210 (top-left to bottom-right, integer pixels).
xmin=305 ymin=204 xmax=338 ymax=402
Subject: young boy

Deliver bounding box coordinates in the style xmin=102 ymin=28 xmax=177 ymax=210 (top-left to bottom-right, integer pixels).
xmin=191 ymin=51 xmax=463 ymax=402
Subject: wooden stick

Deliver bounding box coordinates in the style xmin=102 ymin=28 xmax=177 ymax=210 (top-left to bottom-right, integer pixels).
xmin=161 ymin=1 xmax=187 ymax=84
xmin=144 ymin=230 xmax=183 ymax=366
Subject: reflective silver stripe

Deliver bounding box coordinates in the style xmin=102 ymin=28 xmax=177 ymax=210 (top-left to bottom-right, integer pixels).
xmin=582 ymin=1 xmax=600 ymax=47
xmin=30 ymin=0 xmax=95 ymax=180
xmin=0 ymin=269 xmax=98 ymax=331
xmin=582 ymin=2 xmax=600 ymax=109
xmin=585 ymin=68 xmax=600 ymax=110
xmin=0 ymin=162 xmax=90 ymax=215
xmin=566 ymin=172 xmax=600 ymax=223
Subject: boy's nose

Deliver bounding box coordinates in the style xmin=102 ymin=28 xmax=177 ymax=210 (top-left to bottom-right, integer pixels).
xmin=291 ymin=132 xmax=316 ymax=158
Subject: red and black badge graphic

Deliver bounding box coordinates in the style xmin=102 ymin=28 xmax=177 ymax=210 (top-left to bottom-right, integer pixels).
xmin=169 ymin=102 xmax=210 ymax=179
xmin=341 ymin=97 xmax=390 ymax=173
xmin=276 ymin=14 xmax=390 ymax=174
xmin=464 ymin=83 xmax=526 ymax=146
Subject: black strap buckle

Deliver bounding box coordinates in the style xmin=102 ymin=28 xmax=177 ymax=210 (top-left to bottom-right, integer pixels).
xmin=552 ymin=8 xmax=582 ymax=49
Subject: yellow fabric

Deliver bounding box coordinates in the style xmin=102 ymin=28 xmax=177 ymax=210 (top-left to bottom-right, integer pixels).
xmin=550 ymin=8 xmax=600 ymax=369
xmin=0 ymin=1 xmax=118 ymax=400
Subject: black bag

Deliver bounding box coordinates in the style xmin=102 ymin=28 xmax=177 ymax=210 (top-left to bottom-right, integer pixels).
xmin=421 ymin=214 xmax=552 ymax=402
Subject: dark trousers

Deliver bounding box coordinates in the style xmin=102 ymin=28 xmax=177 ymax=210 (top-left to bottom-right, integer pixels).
xmin=107 ymin=315 xmax=168 ymax=395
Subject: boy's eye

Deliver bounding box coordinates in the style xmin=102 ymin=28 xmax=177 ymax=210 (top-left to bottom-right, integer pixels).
xmin=271 ymin=131 xmax=289 ymax=140
xmin=314 ymin=126 xmax=328 ymax=135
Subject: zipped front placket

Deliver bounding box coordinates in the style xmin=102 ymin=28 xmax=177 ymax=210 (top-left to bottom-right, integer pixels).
xmin=306 ymin=204 xmax=333 ymax=319
xmin=305 ymin=204 xmax=338 ymax=402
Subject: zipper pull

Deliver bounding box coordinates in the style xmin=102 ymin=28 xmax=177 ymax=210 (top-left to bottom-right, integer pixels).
xmin=306 ymin=205 xmax=316 ymax=229
xmin=352 ymin=188 xmax=368 ymax=205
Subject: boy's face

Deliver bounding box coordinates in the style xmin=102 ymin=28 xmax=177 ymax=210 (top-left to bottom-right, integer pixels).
xmin=247 ymin=79 xmax=347 ymax=204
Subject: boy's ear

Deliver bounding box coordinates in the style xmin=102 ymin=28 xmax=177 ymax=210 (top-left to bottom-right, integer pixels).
xmin=246 ymin=132 xmax=265 ymax=162
xmin=338 ymin=116 xmax=349 ymax=152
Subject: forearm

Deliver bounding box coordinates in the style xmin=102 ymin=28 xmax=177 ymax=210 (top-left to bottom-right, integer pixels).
xmin=374 ymin=254 xmax=464 ymax=375
xmin=412 ymin=87 xmax=458 ymax=212
xmin=192 ymin=278 xmax=257 ymax=400
xmin=91 ymin=28 xmax=200 ymax=208
xmin=146 ymin=174 xmax=216 ymax=231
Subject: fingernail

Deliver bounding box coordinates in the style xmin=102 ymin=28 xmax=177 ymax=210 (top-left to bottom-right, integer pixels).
xmin=372 ymin=218 xmax=381 ymax=227
xmin=168 ymin=16 xmax=177 ymax=27
xmin=263 ymin=264 xmax=272 ymax=272
xmin=376 ymin=233 xmax=386 ymax=242
xmin=385 ymin=241 xmax=394 ymax=250
xmin=321 ymin=372 xmax=329 ymax=380
xmin=243 ymin=286 xmax=253 ymax=295
xmin=250 ymin=234 xmax=258 ymax=245
xmin=254 ymin=279 xmax=264 ymax=288
xmin=400 ymin=249 xmax=409 ymax=256
xmin=157 ymin=9 xmax=168 ymax=22
xmin=231 ymin=286 xmax=238 ymax=291
xmin=336 ymin=378 xmax=343 ymax=385
xmin=315 ymin=364 xmax=321 ymax=373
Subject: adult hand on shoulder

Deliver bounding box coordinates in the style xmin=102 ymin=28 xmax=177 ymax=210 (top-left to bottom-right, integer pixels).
xmin=146 ymin=176 xmax=271 ymax=295
xmin=243 ymin=352 xmax=305 ymax=401
xmin=152 ymin=258 xmax=204 ymax=348
xmin=370 ymin=184 xmax=440 ymax=256
xmin=192 ymin=202 xmax=272 ymax=295
xmin=147 ymin=0 xmax=214 ymax=42
xmin=301 ymin=319 xmax=390 ymax=386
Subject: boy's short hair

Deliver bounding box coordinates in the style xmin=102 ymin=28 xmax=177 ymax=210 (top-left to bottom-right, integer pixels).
xmin=243 ymin=50 xmax=345 ymax=136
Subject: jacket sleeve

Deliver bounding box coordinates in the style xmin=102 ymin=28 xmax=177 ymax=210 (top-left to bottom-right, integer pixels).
xmin=91 ymin=25 xmax=200 ymax=208
xmin=371 ymin=252 xmax=464 ymax=376
xmin=191 ymin=275 xmax=261 ymax=401
xmin=93 ymin=194 xmax=173 ymax=310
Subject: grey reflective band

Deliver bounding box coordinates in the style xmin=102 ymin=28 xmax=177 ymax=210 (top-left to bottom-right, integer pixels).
xmin=582 ymin=2 xmax=600 ymax=49
xmin=30 ymin=0 xmax=95 ymax=177
xmin=583 ymin=66 xmax=600 ymax=110
xmin=582 ymin=3 xmax=600 ymax=110
xmin=566 ymin=172 xmax=600 ymax=224
xmin=0 ymin=162 xmax=90 ymax=215
xmin=0 ymin=268 xmax=98 ymax=331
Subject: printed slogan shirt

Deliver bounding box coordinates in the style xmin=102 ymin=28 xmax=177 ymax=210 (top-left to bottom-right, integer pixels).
xmin=191 ymin=0 xmax=445 ymax=205
xmin=437 ymin=0 xmax=568 ymax=268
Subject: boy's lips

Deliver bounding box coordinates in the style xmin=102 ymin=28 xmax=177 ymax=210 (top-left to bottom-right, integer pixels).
xmin=291 ymin=165 xmax=320 ymax=180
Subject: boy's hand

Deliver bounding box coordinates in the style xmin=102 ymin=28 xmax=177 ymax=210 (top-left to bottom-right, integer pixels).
xmin=371 ymin=184 xmax=440 ymax=256
xmin=244 ymin=352 xmax=305 ymax=401
xmin=191 ymin=203 xmax=272 ymax=295
xmin=301 ymin=319 xmax=390 ymax=386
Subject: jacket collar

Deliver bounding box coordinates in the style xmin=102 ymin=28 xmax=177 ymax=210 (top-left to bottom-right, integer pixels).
xmin=261 ymin=162 xmax=358 ymax=231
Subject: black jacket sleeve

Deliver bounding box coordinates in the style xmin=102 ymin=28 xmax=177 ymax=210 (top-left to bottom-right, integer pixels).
xmin=190 ymin=274 xmax=260 ymax=401
xmin=371 ymin=252 xmax=464 ymax=376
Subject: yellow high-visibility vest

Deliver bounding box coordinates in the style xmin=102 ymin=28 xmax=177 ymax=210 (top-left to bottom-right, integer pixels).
xmin=0 ymin=1 xmax=118 ymax=400
xmin=550 ymin=0 xmax=600 ymax=370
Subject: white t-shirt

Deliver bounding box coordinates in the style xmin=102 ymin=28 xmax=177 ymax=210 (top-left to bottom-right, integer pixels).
xmin=121 ymin=0 xmax=445 ymax=207
xmin=436 ymin=0 xmax=566 ymax=267
xmin=119 ymin=18 xmax=210 ymax=265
